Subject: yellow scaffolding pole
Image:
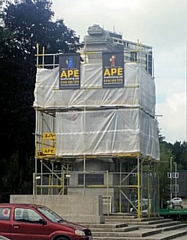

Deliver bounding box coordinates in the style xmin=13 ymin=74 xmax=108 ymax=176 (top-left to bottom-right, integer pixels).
xmin=148 ymin=164 xmax=151 ymax=218
xmin=119 ymin=161 xmax=122 ymax=213
xmin=107 ymin=170 xmax=109 ymax=216
xmin=137 ymin=156 xmax=141 ymax=219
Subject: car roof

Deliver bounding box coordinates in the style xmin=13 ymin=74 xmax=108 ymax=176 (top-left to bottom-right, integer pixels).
xmin=0 ymin=203 xmax=44 ymax=208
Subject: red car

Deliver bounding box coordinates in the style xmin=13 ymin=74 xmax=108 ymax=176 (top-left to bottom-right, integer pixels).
xmin=0 ymin=203 xmax=93 ymax=240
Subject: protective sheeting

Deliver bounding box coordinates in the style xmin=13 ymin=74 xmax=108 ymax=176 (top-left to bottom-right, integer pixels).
xmin=56 ymin=109 xmax=159 ymax=159
xmin=36 ymin=109 xmax=159 ymax=160
xmin=34 ymin=63 xmax=156 ymax=116
xmin=34 ymin=61 xmax=159 ymax=160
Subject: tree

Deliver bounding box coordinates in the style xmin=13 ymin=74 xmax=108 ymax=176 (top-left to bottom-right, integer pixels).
xmin=4 ymin=0 xmax=80 ymax=54
xmin=171 ymin=141 xmax=187 ymax=170
xmin=157 ymin=128 xmax=187 ymax=206
xmin=0 ymin=0 xmax=80 ymax=194
xmin=158 ymin=142 xmax=172 ymax=207
xmin=0 ymin=27 xmax=13 ymax=54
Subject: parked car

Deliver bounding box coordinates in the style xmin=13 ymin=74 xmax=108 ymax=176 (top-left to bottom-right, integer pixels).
xmin=130 ymin=198 xmax=151 ymax=214
xmin=0 ymin=203 xmax=93 ymax=240
xmin=167 ymin=197 xmax=183 ymax=208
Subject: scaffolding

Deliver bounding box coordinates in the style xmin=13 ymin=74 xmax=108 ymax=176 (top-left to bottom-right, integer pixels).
xmin=33 ymin=41 xmax=160 ymax=218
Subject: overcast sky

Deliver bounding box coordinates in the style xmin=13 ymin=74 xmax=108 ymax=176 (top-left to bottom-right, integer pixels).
xmin=52 ymin=0 xmax=187 ymax=144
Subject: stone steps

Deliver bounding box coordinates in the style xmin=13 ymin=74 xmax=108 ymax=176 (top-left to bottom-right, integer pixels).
xmin=91 ymin=226 xmax=139 ymax=232
xmin=138 ymin=221 xmax=186 ymax=229
xmin=88 ymin=214 xmax=187 ymax=240
xmin=104 ymin=218 xmax=173 ymax=225
xmin=93 ymin=228 xmax=187 ymax=240
xmin=92 ymin=228 xmax=162 ymax=237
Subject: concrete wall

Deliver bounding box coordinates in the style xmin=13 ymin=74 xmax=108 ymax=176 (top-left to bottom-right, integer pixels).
xmin=10 ymin=195 xmax=105 ymax=224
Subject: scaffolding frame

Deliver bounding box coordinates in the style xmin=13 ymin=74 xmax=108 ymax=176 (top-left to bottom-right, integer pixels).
xmin=33 ymin=45 xmax=159 ymax=218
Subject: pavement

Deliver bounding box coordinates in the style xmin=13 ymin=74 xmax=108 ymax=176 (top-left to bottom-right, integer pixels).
xmin=174 ymin=237 xmax=187 ymax=240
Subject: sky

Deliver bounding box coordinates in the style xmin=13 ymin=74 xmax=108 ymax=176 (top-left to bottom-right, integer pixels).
xmin=51 ymin=0 xmax=187 ymax=144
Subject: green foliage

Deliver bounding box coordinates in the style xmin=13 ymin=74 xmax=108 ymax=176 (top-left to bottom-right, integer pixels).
xmin=4 ymin=0 xmax=80 ymax=54
xmin=0 ymin=27 xmax=13 ymax=54
xmin=0 ymin=0 xmax=80 ymax=196
xmin=158 ymin=127 xmax=187 ymax=171
xmin=158 ymin=143 xmax=172 ymax=204
xmin=161 ymin=141 xmax=187 ymax=170
xmin=172 ymin=141 xmax=187 ymax=170
xmin=157 ymin=125 xmax=165 ymax=143
xmin=158 ymin=137 xmax=187 ymax=207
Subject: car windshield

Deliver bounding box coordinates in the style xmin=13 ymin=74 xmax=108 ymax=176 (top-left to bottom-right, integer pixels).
xmin=37 ymin=206 xmax=63 ymax=223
